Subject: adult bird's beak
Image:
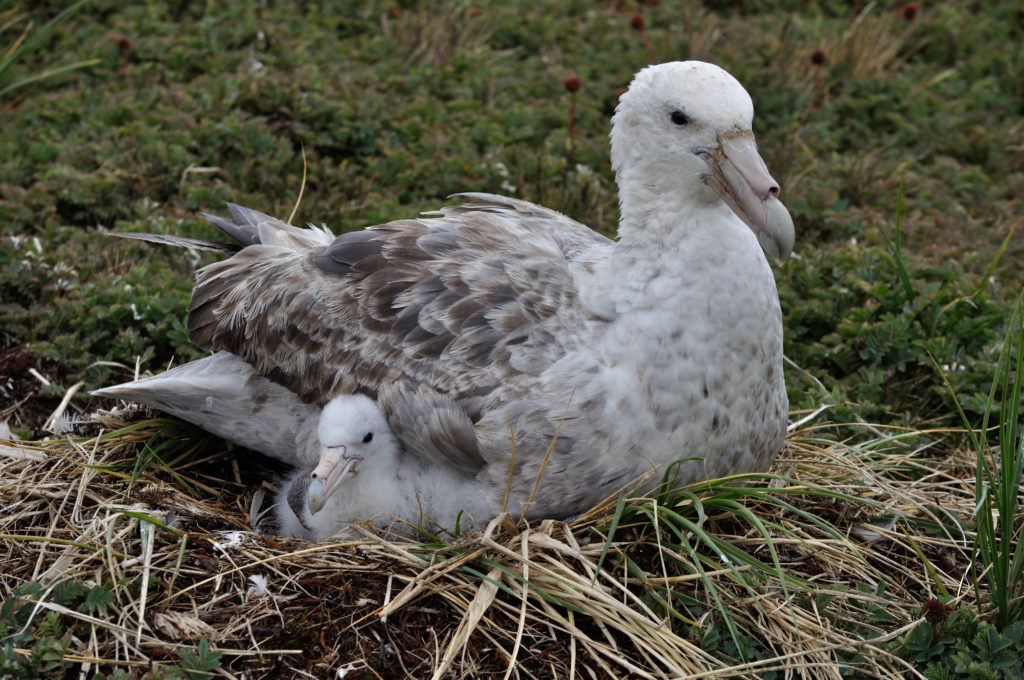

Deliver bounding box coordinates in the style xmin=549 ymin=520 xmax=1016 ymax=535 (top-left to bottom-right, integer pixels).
xmin=307 ymin=445 xmax=361 ymax=515
xmin=700 ymin=130 xmax=795 ymax=260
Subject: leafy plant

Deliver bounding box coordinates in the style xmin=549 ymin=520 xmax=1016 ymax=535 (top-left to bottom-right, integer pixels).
xmin=150 ymin=640 xmax=223 ymax=680
xmin=0 ymin=576 xmax=218 ymax=679
xmin=0 ymin=577 xmax=115 ymax=678
xmin=94 ymin=671 xmax=133 ymax=680
xmin=779 ymin=229 xmax=1007 ymax=432
xmin=893 ymin=605 xmax=1024 ymax=679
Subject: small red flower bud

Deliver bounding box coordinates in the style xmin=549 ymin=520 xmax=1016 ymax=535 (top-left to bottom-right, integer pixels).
xmin=922 ymin=598 xmax=952 ymax=626
xmin=902 ymin=3 xmax=919 ymax=21
xmin=810 ymin=48 xmax=826 ymax=65
xmin=563 ymin=74 xmax=582 ymax=94
xmin=630 ymin=13 xmax=646 ymax=31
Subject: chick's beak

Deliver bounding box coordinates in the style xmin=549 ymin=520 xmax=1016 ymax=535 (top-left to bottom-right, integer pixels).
xmin=701 ymin=130 xmax=795 ymax=260
xmin=306 ymin=445 xmax=362 ymax=515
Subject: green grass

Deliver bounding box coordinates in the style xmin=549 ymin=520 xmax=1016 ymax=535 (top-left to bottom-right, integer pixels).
xmin=0 ymin=1 xmax=97 ymax=104
xmin=958 ymin=293 xmax=1024 ymax=630
xmin=2 ymin=0 xmax=1023 ymax=676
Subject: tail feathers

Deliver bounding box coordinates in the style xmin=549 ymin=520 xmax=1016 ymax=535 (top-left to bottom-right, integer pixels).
xmin=113 ymin=203 xmax=306 ymax=252
xmin=201 ymin=203 xmax=278 ymax=247
xmin=204 ymin=203 xmax=335 ymax=250
xmin=117 ymin=204 xmax=334 ymax=256
xmin=112 ymin=232 xmax=239 ymax=253
xmin=93 ymin=352 xmax=321 ymax=466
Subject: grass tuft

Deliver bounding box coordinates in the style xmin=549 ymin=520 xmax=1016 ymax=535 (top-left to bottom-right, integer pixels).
xmin=952 ymin=290 xmax=1024 ymax=630
xmin=0 ymin=409 xmax=1011 ymax=678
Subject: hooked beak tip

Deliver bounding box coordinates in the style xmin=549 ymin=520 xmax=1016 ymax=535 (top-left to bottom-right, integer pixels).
xmin=307 ymin=479 xmax=326 ymax=515
xmin=703 ymin=131 xmax=795 ymax=261
xmin=305 ymin=448 xmax=363 ymax=515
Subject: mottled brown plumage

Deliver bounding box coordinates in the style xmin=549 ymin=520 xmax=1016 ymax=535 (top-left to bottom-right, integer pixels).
xmin=189 ymin=195 xmax=606 ymax=420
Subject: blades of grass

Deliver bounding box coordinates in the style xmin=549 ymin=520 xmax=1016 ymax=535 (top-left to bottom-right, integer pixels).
xmin=974 ymin=484 xmax=997 ymax=620
xmin=927 ymin=349 xmax=984 ymax=460
xmin=462 ymin=561 xmax=582 ymax=614
xmin=592 ymin=462 xmax=698 ymax=583
xmin=0 ymin=58 xmax=100 ymax=99
xmin=705 ymin=497 xmax=790 ymax=589
xmin=897 ymin=525 xmax=950 ymax=599
xmin=431 ymin=566 xmax=500 ymax=680
xmin=285 ymin=143 xmax=307 ymax=225
xmin=991 ymin=291 xmax=1024 ymax=628
xmin=628 ymin=498 xmax=776 ymax=660
xmin=0 ymin=0 xmax=91 ymax=82
xmin=0 ymin=7 xmax=26 ymax=37
xmin=111 ymin=510 xmax=183 ymax=538
xmin=686 ymin=477 xmax=878 ymax=542
xmin=126 ymin=434 xmax=198 ymax=497
xmin=936 ymin=287 xmax=1024 ymax=628
xmin=972 ymin=222 xmax=1018 ymax=299
xmin=608 ymin=502 xmax=741 ymax=639
xmin=736 ymin=490 xmax=859 ymax=542
xmin=658 ymin=513 xmax=806 ymax=588
xmin=616 ymin=475 xmax=875 ymax=591
xmin=84 ymin=418 xmax=194 ymax=443
xmin=666 ymin=514 xmax=746 ymax=661
xmin=622 ymin=556 xmax=702 ymax=627
xmin=876 ymin=177 xmax=915 ymax=305
xmin=592 ymin=494 xmax=628 ymax=586
xmin=166 ymin=534 xmax=188 ymax=595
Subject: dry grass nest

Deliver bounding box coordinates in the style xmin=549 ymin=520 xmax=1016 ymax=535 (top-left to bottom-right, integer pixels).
xmin=1 ymin=403 xmax=981 ymax=679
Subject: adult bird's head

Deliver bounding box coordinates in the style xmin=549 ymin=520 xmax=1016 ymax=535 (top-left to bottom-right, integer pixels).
xmin=610 ymin=60 xmax=795 ymax=260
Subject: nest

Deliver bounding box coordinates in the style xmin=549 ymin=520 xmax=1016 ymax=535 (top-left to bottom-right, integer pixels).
xmin=0 ymin=406 xmax=980 ymax=679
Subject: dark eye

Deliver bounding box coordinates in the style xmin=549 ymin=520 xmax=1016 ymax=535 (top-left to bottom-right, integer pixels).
xmin=363 ymin=432 xmax=373 ymax=443
xmin=670 ymin=110 xmax=689 ymax=126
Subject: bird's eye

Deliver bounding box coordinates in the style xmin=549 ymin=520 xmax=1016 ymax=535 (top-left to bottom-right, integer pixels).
xmin=670 ymin=110 xmax=689 ymax=126
xmin=363 ymin=432 xmax=373 ymax=443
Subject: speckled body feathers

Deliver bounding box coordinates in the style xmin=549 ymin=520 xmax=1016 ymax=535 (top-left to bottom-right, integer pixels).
xmin=113 ymin=61 xmax=791 ymax=529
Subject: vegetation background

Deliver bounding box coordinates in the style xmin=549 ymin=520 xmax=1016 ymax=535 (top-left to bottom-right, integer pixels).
xmin=0 ymin=1 xmax=1022 ymax=678
xmin=1 ymin=0 xmax=1022 ymax=430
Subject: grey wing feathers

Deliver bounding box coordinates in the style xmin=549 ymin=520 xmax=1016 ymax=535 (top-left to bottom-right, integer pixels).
xmin=204 ymin=203 xmax=335 ymax=250
xmin=377 ymin=382 xmax=484 ymax=470
xmin=93 ymin=352 xmax=321 ymax=466
xmin=187 ymin=195 xmax=605 ymax=409
xmin=447 ymin=193 xmax=611 ymax=252
xmin=110 ymin=201 xmax=336 ymax=254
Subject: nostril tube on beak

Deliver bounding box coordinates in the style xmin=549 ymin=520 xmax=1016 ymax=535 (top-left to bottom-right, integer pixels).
xmin=768 ymin=184 xmax=779 ymax=198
